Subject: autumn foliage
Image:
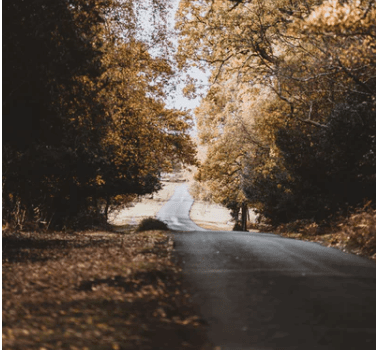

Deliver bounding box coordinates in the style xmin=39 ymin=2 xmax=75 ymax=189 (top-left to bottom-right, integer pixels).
xmin=177 ymin=0 xmax=376 ymax=226
xmin=3 ymin=0 xmax=197 ymax=229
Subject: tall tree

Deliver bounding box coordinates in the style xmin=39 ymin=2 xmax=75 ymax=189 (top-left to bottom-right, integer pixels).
xmin=192 ymin=75 xmax=263 ymax=228
xmin=3 ymin=0 xmax=197 ymax=228
xmin=178 ymin=0 xmax=376 ymax=225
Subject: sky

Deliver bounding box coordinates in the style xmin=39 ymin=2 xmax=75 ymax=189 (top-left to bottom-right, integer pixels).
xmin=137 ymin=0 xmax=210 ymax=120
xmin=165 ymin=0 xmax=210 ymax=135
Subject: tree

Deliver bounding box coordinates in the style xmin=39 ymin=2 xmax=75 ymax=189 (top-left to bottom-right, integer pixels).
xmin=192 ymin=73 xmax=263 ymax=229
xmin=2 ymin=0 xmax=197 ymax=228
xmin=177 ymin=0 xmax=376 ymax=226
xmin=176 ymin=0 xmax=375 ymax=125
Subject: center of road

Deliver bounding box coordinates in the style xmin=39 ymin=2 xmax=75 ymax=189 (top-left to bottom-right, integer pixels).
xmin=157 ymin=184 xmax=206 ymax=231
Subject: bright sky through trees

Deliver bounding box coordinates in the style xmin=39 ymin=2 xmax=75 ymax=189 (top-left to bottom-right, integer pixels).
xmin=137 ymin=0 xmax=209 ymax=120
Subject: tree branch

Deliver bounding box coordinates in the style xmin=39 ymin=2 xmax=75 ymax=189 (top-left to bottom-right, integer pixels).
xmin=297 ymin=117 xmax=328 ymax=128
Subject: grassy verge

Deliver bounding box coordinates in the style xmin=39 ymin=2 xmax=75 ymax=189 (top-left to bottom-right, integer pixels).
xmin=2 ymin=228 xmax=213 ymax=350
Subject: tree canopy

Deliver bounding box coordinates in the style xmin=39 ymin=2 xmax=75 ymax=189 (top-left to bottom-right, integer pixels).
xmin=177 ymin=0 xmax=376 ymax=225
xmin=3 ymin=0 xmax=197 ymax=229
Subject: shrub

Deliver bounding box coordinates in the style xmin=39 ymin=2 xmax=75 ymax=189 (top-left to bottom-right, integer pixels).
xmin=136 ymin=218 xmax=169 ymax=232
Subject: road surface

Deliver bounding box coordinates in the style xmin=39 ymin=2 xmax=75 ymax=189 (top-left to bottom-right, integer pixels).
xmin=157 ymin=184 xmax=376 ymax=350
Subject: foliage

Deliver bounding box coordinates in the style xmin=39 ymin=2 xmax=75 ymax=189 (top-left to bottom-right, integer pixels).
xmin=3 ymin=0 xmax=197 ymax=229
xmin=136 ymin=217 xmax=170 ymax=232
xmin=177 ymin=0 xmax=376 ymax=226
xmin=192 ymin=76 xmax=261 ymax=220
xmin=243 ymin=89 xmax=376 ymax=225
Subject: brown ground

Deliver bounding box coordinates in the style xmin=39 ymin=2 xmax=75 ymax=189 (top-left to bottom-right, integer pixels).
xmin=2 ymin=229 xmax=213 ymax=350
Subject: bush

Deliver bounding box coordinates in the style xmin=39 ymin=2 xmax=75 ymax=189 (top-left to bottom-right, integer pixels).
xmin=136 ymin=218 xmax=169 ymax=232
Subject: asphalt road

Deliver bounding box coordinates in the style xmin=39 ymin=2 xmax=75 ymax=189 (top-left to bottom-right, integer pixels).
xmin=157 ymin=184 xmax=376 ymax=350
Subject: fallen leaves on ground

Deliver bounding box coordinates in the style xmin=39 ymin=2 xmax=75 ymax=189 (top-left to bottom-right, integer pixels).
xmin=2 ymin=230 xmax=213 ymax=349
xmin=274 ymin=212 xmax=376 ymax=262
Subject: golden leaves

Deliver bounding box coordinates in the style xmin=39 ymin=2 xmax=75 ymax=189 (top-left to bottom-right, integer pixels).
xmin=177 ymin=0 xmax=375 ymax=126
xmin=95 ymin=175 xmax=105 ymax=185
xmin=96 ymin=31 xmax=198 ymax=192
xmin=305 ymin=0 xmax=376 ymax=34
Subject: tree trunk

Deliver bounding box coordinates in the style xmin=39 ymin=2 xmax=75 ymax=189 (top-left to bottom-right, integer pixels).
xmin=241 ymin=202 xmax=248 ymax=231
xmin=104 ymin=195 xmax=110 ymax=223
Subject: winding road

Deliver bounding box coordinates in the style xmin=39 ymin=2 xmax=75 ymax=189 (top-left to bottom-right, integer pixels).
xmin=157 ymin=184 xmax=376 ymax=350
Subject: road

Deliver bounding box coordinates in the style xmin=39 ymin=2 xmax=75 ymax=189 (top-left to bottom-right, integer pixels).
xmin=157 ymin=184 xmax=376 ymax=350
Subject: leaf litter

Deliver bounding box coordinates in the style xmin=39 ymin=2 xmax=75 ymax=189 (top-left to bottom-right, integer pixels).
xmin=2 ymin=230 xmax=214 ymax=349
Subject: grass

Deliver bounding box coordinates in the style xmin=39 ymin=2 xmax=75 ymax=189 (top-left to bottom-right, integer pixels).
xmin=2 ymin=228 xmax=213 ymax=350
